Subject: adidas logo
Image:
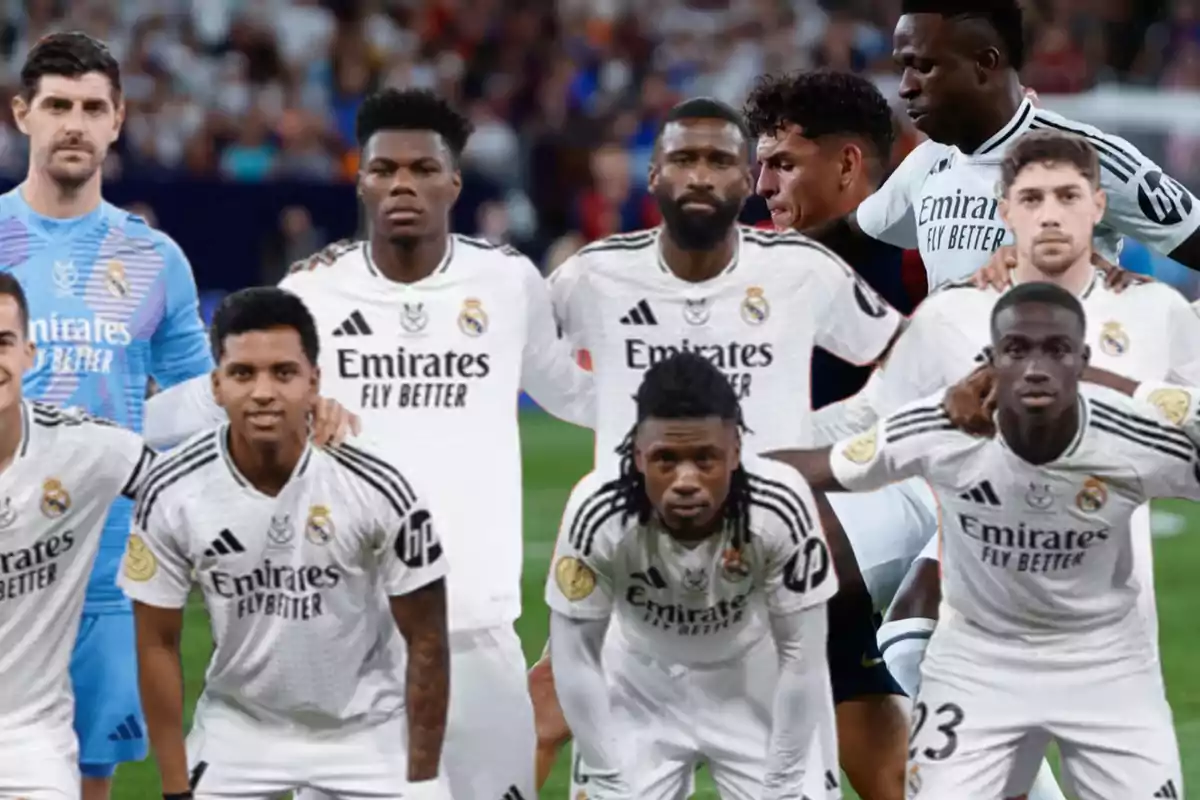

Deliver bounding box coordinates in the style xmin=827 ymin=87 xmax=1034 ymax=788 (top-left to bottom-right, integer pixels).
xmin=631 ymin=566 xmax=667 ymax=588
xmin=959 ymin=480 xmax=1001 ymax=506
xmin=204 ymin=529 xmax=245 ymax=558
xmin=107 ymin=714 xmax=143 ymax=741
xmin=332 ymin=310 xmax=372 ymax=336
xmin=1155 ymin=780 xmax=1180 ymax=798
xmin=501 ymin=785 xmax=527 ymax=800
xmin=619 ymin=299 xmax=657 ymax=325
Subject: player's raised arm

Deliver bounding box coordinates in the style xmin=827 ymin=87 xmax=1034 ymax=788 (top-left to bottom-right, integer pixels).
xmin=148 ymin=234 xmax=215 ymax=388
xmin=842 ymin=139 xmax=944 ymax=250
xmin=755 ymin=463 xmax=839 ymax=797
xmin=142 ymin=373 xmax=226 ymax=449
xmin=118 ymin=455 xmax=201 ymax=797
xmin=359 ymin=447 xmax=452 ymax=787
xmin=517 ymin=256 xmax=595 ymax=428
xmin=807 ymin=241 xmax=904 ymax=367
xmin=545 ymin=473 xmax=629 ymax=798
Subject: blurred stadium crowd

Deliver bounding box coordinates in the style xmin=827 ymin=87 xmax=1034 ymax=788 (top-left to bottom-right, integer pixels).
xmin=1 ymin=0 xmax=1199 ymax=280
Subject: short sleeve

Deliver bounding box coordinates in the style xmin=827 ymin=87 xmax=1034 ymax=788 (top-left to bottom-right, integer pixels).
xmin=830 ymin=398 xmax=950 ymax=492
xmin=544 ymin=474 xmax=619 ymax=620
xmin=1166 ymin=290 xmax=1200 ymax=384
xmin=1090 ymin=130 xmax=1200 ymax=257
xmin=546 ymin=254 xmax=588 ymax=351
xmin=143 ymin=375 xmax=225 ymax=450
xmin=809 ymin=246 xmax=902 ymax=366
xmin=855 ymin=140 xmax=943 ymax=249
xmin=518 ymin=257 xmax=595 ymax=426
xmin=52 ymin=407 xmax=155 ymax=499
xmin=1122 ymin=387 xmax=1200 ymax=501
xmin=148 ymin=233 xmax=214 ymax=388
xmin=757 ymin=465 xmax=839 ymax=617
xmin=120 ymin=491 xmax=194 ymax=609
xmin=869 ymin=293 xmax=975 ymax=416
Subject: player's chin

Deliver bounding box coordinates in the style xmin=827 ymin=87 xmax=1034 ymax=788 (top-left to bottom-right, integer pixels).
xmin=663 ymin=505 xmax=716 ymax=530
xmin=46 ymin=161 xmax=98 ymax=186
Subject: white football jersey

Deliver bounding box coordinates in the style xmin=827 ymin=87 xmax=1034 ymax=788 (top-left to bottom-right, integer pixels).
xmin=0 ymin=402 xmax=151 ymax=746
xmin=866 ymin=274 xmax=1200 ymax=420
xmin=857 ymin=98 xmax=1200 ymax=289
xmin=545 ymin=455 xmax=838 ymax=665
xmin=278 ymin=236 xmax=592 ymax=632
xmin=830 ymin=388 xmax=1200 ymax=636
xmin=549 ymin=226 xmax=901 ymax=465
xmin=118 ymin=429 xmax=447 ymax=729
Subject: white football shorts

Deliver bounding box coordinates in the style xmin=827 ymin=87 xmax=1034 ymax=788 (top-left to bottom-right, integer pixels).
xmin=298 ymin=624 xmax=535 ymax=800
xmin=186 ymin=701 xmax=408 ymax=798
xmin=0 ymin=725 xmax=79 ymax=799
xmin=577 ymin=632 xmax=841 ymax=800
xmin=827 ymin=478 xmax=939 ymax=612
xmin=907 ymin=606 xmax=1181 ymax=800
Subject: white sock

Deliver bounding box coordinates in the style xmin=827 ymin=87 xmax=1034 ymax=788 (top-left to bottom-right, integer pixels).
xmin=877 ymin=617 xmax=937 ymax=699
xmin=1023 ymin=760 xmax=1067 ymax=800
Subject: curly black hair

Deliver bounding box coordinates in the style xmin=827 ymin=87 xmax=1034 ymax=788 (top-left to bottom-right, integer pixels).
xmin=609 ymin=352 xmax=752 ymax=547
xmin=355 ymin=88 xmax=474 ymax=159
xmin=20 ymin=31 xmax=121 ymax=100
xmin=743 ymin=70 xmax=895 ymax=164
xmin=900 ymin=0 xmax=1026 ymax=70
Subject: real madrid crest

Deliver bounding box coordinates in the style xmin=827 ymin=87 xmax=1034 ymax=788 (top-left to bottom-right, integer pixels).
xmin=458 ymin=298 xmax=488 ymax=337
xmin=740 ymin=286 xmax=769 ymax=325
xmin=305 ymin=505 xmax=335 ymax=545
xmin=1099 ymin=321 xmax=1129 ymax=356
xmin=1075 ymin=477 xmax=1107 ymax=513
xmin=106 ymin=259 xmax=129 ymax=297
xmin=400 ymin=302 xmax=428 ymax=333
xmin=721 ymin=547 xmax=750 ymax=582
xmin=40 ymin=478 xmax=70 ymax=518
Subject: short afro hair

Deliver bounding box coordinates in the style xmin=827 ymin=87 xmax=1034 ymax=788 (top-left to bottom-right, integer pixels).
xmin=743 ymin=70 xmax=895 ymax=163
xmin=355 ymin=88 xmax=474 ymax=160
xmin=900 ymin=0 xmax=1026 ymax=70
xmin=210 ymin=287 xmax=321 ymax=366
xmin=656 ymin=97 xmax=752 ymax=157
xmin=20 ymin=31 xmax=121 ymax=100
xmin=991 ymin=281 xmax=1085 ymax=340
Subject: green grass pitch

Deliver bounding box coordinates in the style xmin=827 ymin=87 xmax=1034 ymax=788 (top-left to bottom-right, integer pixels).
xmin=113 ymin=412 xmax=1200 ymax=798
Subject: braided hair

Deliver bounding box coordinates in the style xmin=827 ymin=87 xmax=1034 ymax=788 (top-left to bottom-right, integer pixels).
xmin=610 ymin=351 xmax=753 ymax=547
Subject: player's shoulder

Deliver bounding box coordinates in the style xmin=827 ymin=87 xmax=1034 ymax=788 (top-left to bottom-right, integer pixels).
xmin=282 ymin=240 xmax=368 ymax=287
xmin=567 ymin=230 xmax=659 ymax=269
xmin=1028 ymin=109 xmax=1149 ymax=181
xmin=135 ymin=428 xmax=225 ymax=519
xmin=900 ymin=138 xmax=953 ymax=176
xmin=739 ymin=226 xmax=842 ymax=262
xmin=876 ymin=395 xmax=967 ymax=451
xmin=26 ymin=401 xmax=129 ymax=451
xmin=741 ymin=455 xmax=819 ymax=543
xmin=451 ymin=233 xmax=528 ymax=263
xmin=317 ymin=440 xmax=421 ymax=517
xmin=1102 ymin=277 xmax=1191 ymax=309
xmin=450 ymin=233 xmax=545 ymax=289
xmin=922 ymin=276 xmax=999 ymax=312
xmin=1082 ymin=384 xmax=1196 ymax=460
xmin=102 ymin=203 xmax=190 ymax=265
xmin=559 ymin=469 xmax=628 ymax=554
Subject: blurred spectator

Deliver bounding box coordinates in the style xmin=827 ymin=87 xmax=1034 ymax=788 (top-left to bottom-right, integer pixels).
xmin=261 ymin=205 xmax=325 ymax=284
xmin=575 ymin=142 xmax=658 ymax=242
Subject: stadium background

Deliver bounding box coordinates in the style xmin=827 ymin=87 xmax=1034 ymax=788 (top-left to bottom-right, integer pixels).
xmin=1 ymin=0 xmax=1197 ymax=796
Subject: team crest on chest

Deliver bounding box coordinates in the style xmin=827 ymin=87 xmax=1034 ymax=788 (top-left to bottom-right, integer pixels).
xmin=1098 ymin=321 xmax=1129 ymax=356
xmin=40 ymin=479 xmax=70 ymax=518
xmin=457 ymin=298 xmax=488 ymax=337
xmin=53 ymin=260 xmax=76 ymax=296
xmin=721 ymin=547 xmax=750 ymax=582
xmin=682 ymin=298 xmax=709 ymax=326
xmin=106 ymin=259 xmax=130 ymax=297
xmin=740 ymin=287 xmax=769 ymax=325
xmin=400 ymin=303 xmax=428 ymax=333
xmin=268 ymin=514 xmax=294 ymax=546
xmin=1025 ymin=482 xmax=1054 ymax=510
xmin=1075 ymin=477 xmax=1107 ymax=513
xmin=305 ymin=505 xmax=334 ymax=545
xmin=0 ymin=497 xmax=16 ymax=529
xmin=682 ymin=567 xmax=708 ymax=592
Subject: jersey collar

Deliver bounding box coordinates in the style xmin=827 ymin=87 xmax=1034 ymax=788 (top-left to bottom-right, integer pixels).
xmin=655 ymin=226 xmax=741 ymax=277
xmin=1009 ymin=266 xmax=1099 ymax=299
xmin=218 ymin=424 xmax=314 ymax=494
xmin=363 ymin=236 xmax=455 ymax=280
xmin=972 ymin=97 xmax=1035 ymax=158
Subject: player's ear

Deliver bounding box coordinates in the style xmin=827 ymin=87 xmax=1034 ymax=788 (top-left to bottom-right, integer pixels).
xmin=839 ymin=142 xmax=862 ymax=188
xmin=210 ymin=368 xmax=225 ymax=409
xmin=20 ymin=340 xmax=34 ymax=372
xmin=1093 ymin=186 xmax=1107 ymax=223
xmin=310 ymin=364 xmax=321 ymax=395
xmin=976 ymin=47 xmax=1001 ymax=82
xmin=1081 ymin=343 xmax=1091 ymax=366
xmin=449 ymin=168 xmax=463 ymax=204
xmin=997 ymin=196 xmax=1010 ymax=227
xmin=11 ymin=94 xmax=28 ymax=135
xmin=112 ymin=96 xmax=126 ymax=134
xmin=983 ymin=345 xmax=995 ymax=366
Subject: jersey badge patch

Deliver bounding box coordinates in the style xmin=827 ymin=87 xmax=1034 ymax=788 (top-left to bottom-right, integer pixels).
xmin=40 ymin=478 xmax=70 ymax=518
xmin=1075 ymin=477 xmax=1107 ymax=513
xmin=401 ymin=302 xmax=428 ymax=333
xmin=458 ymin=298 xmax=488 ymax=337
xmin=683 ymin=298 xmax=710 ymax=326
xmin=841 ymin=426 xmax=878 ymax=464
xmin=555 ymin=556 xmax=595 ymax=601
xmin=305 ymin=505 xmax=334 ymax=545
xmin=268 ymin=514 xmax=295 ymax=546
xmin=106 ymin=259 xmax=130 ymax=298
xmin=740 ymin=286 xmax=769 ymax=325
xmin=720 ymin=547 xmax=750 ymax=582
xmin=1098 ymin=321 xmax=1129 ymax=356
xmin=123 ymin=534 xmax=157 ymax=582
xmin=1146 ymin=386 xmax=1191 ymax=425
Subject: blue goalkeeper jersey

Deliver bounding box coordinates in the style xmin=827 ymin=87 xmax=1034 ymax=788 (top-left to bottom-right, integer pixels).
xmin=0 ymin=189 xmax=213 ymax=613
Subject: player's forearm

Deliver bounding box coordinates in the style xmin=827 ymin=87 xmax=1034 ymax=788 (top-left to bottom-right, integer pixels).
xmin=764 ymin=608 xmax=833 ymax=799
xmin=391 ymin=580 xmax=451 ymax=781
xmin=522 ymin=351 xmax=596 ymax=429
xmin=143 ymin=374 xmax=225 ymax=449
xmin=1082 ymin=365 xmax=1139 ymax=396
xmin=763 ymin=447 xmax=845 ymax=492
xmin=138 ymin=640 xmax=190 ymax=793
xmin=811 ymin=393 xmax=879 ymax=446
xmin=548 ymin=613 xmax=630 ymax=788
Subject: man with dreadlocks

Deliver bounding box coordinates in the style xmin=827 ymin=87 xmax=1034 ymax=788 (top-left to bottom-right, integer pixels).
xmin=547 ymin=351 xmax=839 ymax=800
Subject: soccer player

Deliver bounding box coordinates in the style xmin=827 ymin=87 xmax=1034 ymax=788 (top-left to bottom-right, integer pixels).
xmin=819 ymin=0 xmax=1200 ymax=289
xmin=120 ymin=287 xmax=452 ymax=800
xmin=143 ymin=88 xmax=593 ymax=800
xmin=549 ymin=351 xmax=838 ymax=800
xmin=814 ymin=129 xmax=1200 ymax=798
xmin=771 ymin=280 xmax=1194 ymax=799
xmin=540 ymin=97 xmax=911 ymax=800
xmin=0 ymin=272 xmax=157 ymax=799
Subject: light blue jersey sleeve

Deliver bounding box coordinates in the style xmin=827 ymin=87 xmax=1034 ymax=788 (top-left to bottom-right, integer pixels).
xmin=148 ymin=235 xmax=213 ymax=388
